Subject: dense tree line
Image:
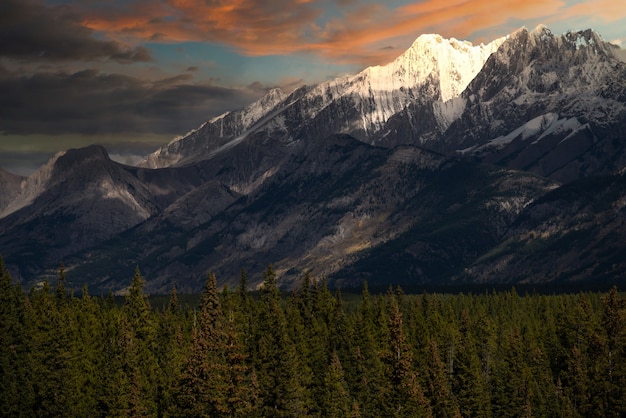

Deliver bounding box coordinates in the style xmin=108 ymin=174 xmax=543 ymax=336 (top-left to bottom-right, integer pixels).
xmin=1 ymin=257 xmax=625 ymax=417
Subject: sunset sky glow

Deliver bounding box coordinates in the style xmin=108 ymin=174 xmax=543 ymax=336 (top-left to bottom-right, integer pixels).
xmin=1 ymin=0 xmax=625 ymax=175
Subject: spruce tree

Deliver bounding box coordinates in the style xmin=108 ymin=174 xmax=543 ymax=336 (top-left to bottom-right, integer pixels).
xmin=452 ymin=309 xmax=492 ymax=417
xmin=321 ymin=351 xmax=352 ymax=417
xmin=253 ymin=265 xmax=312 ymax=416
xmin=174 ymin=272 xmax=258 ymax=417
xmin=601 ymin=287 xmax=626 ymax=416
xmin=113 ymin=267 xmax=161 ymax=416
xmin=425 ymin=338 xmax=459 ymax=418
xmin=385 ymin=294 xmax=432 ymax=418
xmin=173 ymin=272 xmax=223 ymax=416
xmin=0 ymin=257 xmax=33 ymax=416
xmin=55 ymin=262 xmax=67 ymax=303
xmin=350 ymin=281 xmax=386 ymax=416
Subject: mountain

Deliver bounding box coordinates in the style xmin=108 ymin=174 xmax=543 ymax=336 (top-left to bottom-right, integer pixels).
xmin=0 ymin=145 xmax=210 ymax=280
xmin=1 ymin=25 xmax=625 ymax=292
xmin=440 ymin=26 xmax=626 ymax=182
xmin=143 ymin=25 xmax=625 ymax=186
xmin=141 ymin=33 xmax=504 ymax=169
xmin=69 ymin=138 xmax=556 ymax=293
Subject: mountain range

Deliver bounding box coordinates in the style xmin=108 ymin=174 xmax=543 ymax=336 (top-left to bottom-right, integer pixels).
xmin=1 ymin=25 xmax=625 ymax=293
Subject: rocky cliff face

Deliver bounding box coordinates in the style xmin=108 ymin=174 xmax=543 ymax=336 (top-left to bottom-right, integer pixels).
xmin=141 ymin=87 xmax=289 ymax=168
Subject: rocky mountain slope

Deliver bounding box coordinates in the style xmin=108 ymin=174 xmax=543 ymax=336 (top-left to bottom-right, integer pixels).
xmin=0 ymin=145 xmax=211 ymax=280
xmin=465 ymin=173 xmax=626 ymax=285
xmin=70 ymin=139 xmax=556 ymax=293
xmin=375 ymin=26 xmax=626 ymax=180
xmin=1 ymin=25 xmax=625 ymax=292
xmin=0 ymin=168 xmax=23 ymax=213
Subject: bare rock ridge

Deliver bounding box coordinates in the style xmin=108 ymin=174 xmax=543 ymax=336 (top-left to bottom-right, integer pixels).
xmin=1 ymin=25 xmax=626 ymax=292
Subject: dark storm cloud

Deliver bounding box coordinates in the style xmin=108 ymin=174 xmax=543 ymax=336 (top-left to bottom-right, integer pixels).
xmin=0 ymin=0 xmax=151 ymax=63
xmin=0 ymin=68 xmax=261 ymax=136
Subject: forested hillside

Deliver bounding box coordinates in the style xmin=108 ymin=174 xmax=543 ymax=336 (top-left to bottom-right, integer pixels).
xmin=1 ymin=258 xmax=625 ymax=417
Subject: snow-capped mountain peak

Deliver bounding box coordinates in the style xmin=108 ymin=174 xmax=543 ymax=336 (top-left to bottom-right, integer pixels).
xmin=504 ymin=25 xmax=616 ymax=58
xmin=140 ymin=30 xmax=508 ymax=169
xmin=397 ymin=32 xmax=505 ymax=102
xmin=140 ymin=25 xmax=622 ymax=173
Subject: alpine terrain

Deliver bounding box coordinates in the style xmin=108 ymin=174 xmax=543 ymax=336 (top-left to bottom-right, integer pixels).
xmin=1 ymin=25 xmax=625 ymax=293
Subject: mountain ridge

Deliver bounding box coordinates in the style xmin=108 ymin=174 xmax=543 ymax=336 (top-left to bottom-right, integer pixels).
xmin=2 ymin=25 xmax=626 ymax=292
xmin=140 ymin=31 xmax=505 ymax=170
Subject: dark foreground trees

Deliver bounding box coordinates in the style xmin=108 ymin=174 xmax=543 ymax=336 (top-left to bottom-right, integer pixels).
xmin=1 ymin=261 xmax=625 ymax=417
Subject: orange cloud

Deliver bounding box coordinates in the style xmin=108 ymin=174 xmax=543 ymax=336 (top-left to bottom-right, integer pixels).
xmin=93 ymin=0 xmax=323 ymax=55
xmin=308 ymin=0 xmax=564 ymax=63
xmin=80 ymin=0 xmax=622 ymax=66
xmin=561 ymin=0 xmax=626 ymax=23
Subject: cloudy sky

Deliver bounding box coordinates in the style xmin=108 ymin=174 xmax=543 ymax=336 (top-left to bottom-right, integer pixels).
xmin=1 ymin=0 xmax=625 ymax=175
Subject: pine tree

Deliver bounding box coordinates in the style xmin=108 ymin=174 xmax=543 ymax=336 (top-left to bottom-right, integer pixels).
xmin=55 ymin=262 xmax=67 ymax=303
xmin=601 ymin=286 xmax=626 ymax=416
xmin=235 ymin=268 xmax=254 ymax=355
xmin=252 ymin=265 xmax=313 ymax=416
xmin=385 ymin=293 xmax=432 ymax=418
xmin=452 ymin=309 xmax=492 ymax=417
xmin=167 ymin=285 xmax=179 ymax=314
xmin=110 ymin=267 xmax=161 ymax=416
xmin=491 ymin=326 xmax=533 ymax=418
xmin=173 ymin=272 xmax=223 ymax=416
xmin=0 ymin=257 xmax=33 ymax=416
xmin=557 ymin=294 xmax=596 ymax=416
xmin=26 ymin=274 xmax=102 ymax=417
xmin=349 ymin=281 xmax=386 ymax=416
xmin=321 ymin=351 xmax=352 ymax=417
xmin=156 ymin=285 xmax=185 ymax=416
xmin=425 ymin=338 xmax=459 ymax=418
xmin=173 ymin=272 xmax=258 ymax=417
xmin=124 ymin=267 xmax=154 ymax=341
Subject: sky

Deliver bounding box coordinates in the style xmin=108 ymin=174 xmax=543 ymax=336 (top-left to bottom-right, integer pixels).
xmin=1 ymin=0 xmax=625 ymax=176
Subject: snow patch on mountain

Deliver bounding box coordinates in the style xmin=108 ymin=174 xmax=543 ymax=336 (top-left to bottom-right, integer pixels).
xmin=558 ymin=123 xmax=591 ymax=145
xmin=167 ymin=122 xmax=208 ymax=146
xmin=465 ymin=113 xmax=585 ymax=152
xmin=215 ymin=87 xmax=287 ymax=136
xmin=141 ymin=88 xmax=288 ymax=168
xmin=534 ymin=117 xmax=582 ymax=144
xmin=199 ymin=99 xmax=298 ymax=161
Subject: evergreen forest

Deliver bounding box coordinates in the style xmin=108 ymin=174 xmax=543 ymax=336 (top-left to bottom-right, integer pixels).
xmin=1 ymin=258 xmax=625 ymax=417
